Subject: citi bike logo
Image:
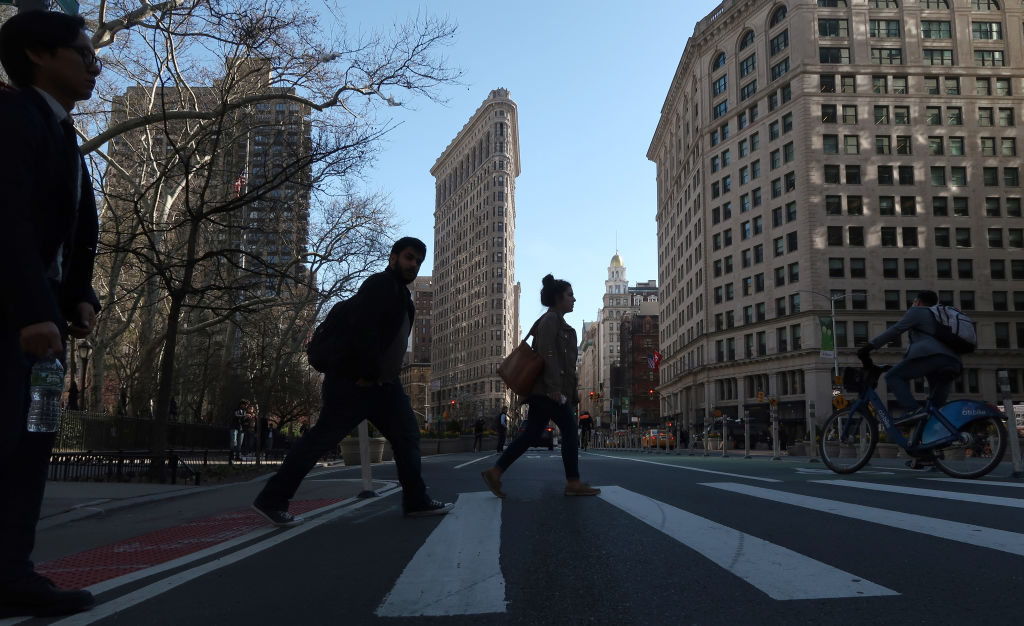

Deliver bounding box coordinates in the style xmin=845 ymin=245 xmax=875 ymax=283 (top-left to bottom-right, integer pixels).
xmin=961 ymin=407 xmax=989 ymax=417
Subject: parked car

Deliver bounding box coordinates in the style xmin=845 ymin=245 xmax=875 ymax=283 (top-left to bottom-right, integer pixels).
xmin=517 ymin=424 xmax=555 ymax=450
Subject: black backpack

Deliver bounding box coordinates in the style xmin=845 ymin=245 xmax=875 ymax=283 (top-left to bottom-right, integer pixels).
xmin=306 ymin=297 xmax=356 ymax=373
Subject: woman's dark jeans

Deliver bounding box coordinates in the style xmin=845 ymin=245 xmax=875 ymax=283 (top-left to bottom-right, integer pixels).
xmin=496 ymin=395 xmax=579 ymax=480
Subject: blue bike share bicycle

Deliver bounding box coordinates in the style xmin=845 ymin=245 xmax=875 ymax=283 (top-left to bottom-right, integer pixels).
xmin=819 ymin=355 xmax=1008 ymax=479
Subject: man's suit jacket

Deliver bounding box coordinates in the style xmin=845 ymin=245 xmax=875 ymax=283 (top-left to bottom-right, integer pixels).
xmin=0 ymin=87 xmax=100 ymax=336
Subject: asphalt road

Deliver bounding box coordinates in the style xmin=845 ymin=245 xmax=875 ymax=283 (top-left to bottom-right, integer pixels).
xmin=7 ymin=449 xmax=1024 ymax=625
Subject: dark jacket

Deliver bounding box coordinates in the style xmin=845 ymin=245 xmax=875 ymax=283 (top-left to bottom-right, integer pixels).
xmin=868 ymin=306 xmax=960 ymax=362
xmin=528 ymin=309 xmax=578 ymax=399
xmin=0 ymin=88 xmax=101 ymax=334
xmin=337 ymin=266 xmax=415 ymax=382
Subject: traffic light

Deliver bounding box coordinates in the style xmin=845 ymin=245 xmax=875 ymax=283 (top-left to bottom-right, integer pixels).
xmin=589 ymin=391 xmax=595 ymax=399
xmin=648 ymin=388 xmax=655 ymax=399
xmin=450 ymin=400 xmax=456 ymax=407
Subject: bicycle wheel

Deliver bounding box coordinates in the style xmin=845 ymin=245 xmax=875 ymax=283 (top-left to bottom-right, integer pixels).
xmin=820 ymin=407 xmax=877 ymax=474
xmin=933 ymin=415 xmax=1007 ymax=479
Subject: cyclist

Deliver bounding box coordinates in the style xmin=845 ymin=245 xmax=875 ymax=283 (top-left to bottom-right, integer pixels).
xmin=856 ymin=289 xmax=962 ymax=423
xmin=578 ymin=411 xmax=594 ymax=450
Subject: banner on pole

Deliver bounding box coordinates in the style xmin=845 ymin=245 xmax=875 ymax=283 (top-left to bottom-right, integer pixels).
xmin=819 ymin=316 xmax=834 ymax=359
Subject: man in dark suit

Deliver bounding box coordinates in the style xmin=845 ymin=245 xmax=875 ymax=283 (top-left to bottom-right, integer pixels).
xmin=0 ymin=10 xmax=102 ymax=617
xmin=252 ymin=237 xmax=454 ymax=526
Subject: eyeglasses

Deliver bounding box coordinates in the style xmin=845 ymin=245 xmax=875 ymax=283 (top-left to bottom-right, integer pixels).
xmin=63 ymin=46 xmax=102 ymax=72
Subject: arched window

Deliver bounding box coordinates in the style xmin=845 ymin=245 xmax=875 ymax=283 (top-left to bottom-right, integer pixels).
xmin=922 ymin=0 xmax=948 ymax=8
xmin=712 ymin=52 xmax=727 ymax=71
xmin=971 ymin=0 xmax=999 ymax=9
xmin=769 ymin=5 xmax=788 ymax=28
xmin=739 ymin=30 xmax=755 ymax=50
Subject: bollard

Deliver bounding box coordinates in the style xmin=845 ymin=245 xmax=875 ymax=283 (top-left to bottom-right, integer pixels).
xmin=997 ymin=370 xmax=1023 ymax=478
xmin=743 ymin=413 xmax=752 ymax=459
xmin=357 ymin=420 xmax=376 ymax=498
xmin=770 ymin=406 xmax=781 ymax=461
xmin=806 ymin=402 xmax=819 ymax=463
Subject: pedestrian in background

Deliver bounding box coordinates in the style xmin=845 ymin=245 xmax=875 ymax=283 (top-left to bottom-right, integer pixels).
xmin=481 ymin=275 xmax=600 ymax=498
xmin=472 ymin=417 xmax=484 ymax=452
xmin=0 ymin=10 xmax=102 ymax=617
xmin=578 ymin=411 xmax=593 ymax=450
xmin=495 ymin=406 xmax=508 ymax=452
xmin=252 ymin=237 xmax=453 ymax=526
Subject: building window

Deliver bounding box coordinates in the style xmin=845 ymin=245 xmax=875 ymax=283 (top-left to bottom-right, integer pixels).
xmin=922 ymin=21 xmax=952 ymax=39
xmin=974 ymin=50 xmax=1005 ymax=67
xmin=972 ymin=22 xmax=1003 ymax=40
xmin=770 ymin=31 xmax=789 ymax=56
xmin=819 ymin=47 xmax=850 ymax=64
xmin=923 ymin=49 xmax=953 ymax=65
xmin=819 ymin=19 xmax=849 ymax=38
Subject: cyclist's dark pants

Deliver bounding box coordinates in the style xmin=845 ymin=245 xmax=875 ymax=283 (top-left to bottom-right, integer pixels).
xmin=885 ymin=355 xmax=961 ymax=411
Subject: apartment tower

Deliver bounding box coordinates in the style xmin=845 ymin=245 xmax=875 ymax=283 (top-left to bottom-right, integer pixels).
xmin=649 ymin=0 xmax=1024 ymax=436
xmin=430 ymin=89 xmax=520 ymax=424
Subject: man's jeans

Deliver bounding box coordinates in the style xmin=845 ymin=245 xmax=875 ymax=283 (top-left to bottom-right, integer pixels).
xmin=885 ymin=355 xmax=962 ymax=412
xmin=496 ymin=395 xmax=579 ymax=480
xmin=256 ymin=375 xmax=429 ymax=510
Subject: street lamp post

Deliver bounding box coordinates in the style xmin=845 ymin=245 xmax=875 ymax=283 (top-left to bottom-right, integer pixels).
xmin=796 ymin=289 xmax=848 ymax=463
xmin=78 ymin=339 xmax=92 ymax=412
xmin=406 ymin=382 xmax=430 ymax=431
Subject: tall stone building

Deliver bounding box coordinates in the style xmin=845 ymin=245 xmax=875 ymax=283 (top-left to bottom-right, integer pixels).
xmin=430 ymin=88 xmax=520 ymax=425
xmin=588 ymin=254 xmax=659 ymax=426
xmin=649 ymin=0 xmax=1024 ymax=437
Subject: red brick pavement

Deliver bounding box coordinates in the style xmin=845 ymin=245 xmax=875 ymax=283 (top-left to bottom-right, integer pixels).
xmin=37 ymin=499 xmax=342 ymax=589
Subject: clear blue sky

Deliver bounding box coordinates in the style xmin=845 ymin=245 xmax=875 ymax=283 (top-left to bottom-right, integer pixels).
xmin=327 ymin=0 xmax=716 ymax=334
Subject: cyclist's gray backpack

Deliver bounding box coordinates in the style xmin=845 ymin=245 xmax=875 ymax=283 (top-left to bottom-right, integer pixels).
xmin=928 ymin=304 xmax=977 ymax=354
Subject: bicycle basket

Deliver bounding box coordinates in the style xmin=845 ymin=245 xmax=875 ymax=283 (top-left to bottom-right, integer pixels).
xmin=842 ymin=367 xmax=865 ymax=393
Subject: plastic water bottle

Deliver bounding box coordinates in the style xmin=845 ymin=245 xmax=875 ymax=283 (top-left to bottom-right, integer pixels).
xmin=27 ymin=356 xmax=65 ymax=433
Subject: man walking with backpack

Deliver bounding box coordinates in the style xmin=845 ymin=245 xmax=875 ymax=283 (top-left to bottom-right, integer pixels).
xmin=857 ymin=290 xmax=965 ymax=422
xmin=252 ymin=237 xmax=453 ymax=526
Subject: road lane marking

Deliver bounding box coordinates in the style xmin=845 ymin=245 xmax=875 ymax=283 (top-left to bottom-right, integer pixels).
xmin=597 ymin=486 xmax=896 ymax=600
xmin=704 ymin=482 xmax=1024 ymax=556
xmin=920 ymin=477 xmax=1024 ymax=489
xmin=811 ymin=480 xmax=1024 ymax=509
xmin=48 ymin=486 xmax=403 ymax=626
xmin=588 ymin=453 xmax=781 ymax=482
xmin=376 ymin=492 xmax=505 ymax=617
xmin=454 ymin=455 xmax=494 ymax=469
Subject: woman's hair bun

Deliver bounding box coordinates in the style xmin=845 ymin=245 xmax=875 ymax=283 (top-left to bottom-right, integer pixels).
xmin=541 ymin=274 xmax=555 ymax=287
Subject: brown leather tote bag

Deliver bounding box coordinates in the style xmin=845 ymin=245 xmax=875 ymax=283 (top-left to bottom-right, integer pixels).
xmin=497 ymin=321 xmax=543 ymax=396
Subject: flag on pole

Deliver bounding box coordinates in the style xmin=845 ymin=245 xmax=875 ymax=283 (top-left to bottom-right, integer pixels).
xmin=234 ymin=173 xmax=247 ymax=197
xmin=648 ymin=350 xmax=662 ymax=370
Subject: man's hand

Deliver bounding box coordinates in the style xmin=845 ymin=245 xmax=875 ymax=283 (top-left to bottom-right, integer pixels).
xmin=856 ymin=344 xmax=873 ymax=361
xmin=20 ymin=321 xmax=63 ymax=358
xmin=68 ymin=302 xmax=96 ymax=339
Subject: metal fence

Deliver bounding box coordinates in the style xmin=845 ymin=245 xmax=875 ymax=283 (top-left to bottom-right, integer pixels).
xmin=54 ymin=410 xmax=231 ymax=452
xmin=48 ymin=450 xmax=200 ymax=485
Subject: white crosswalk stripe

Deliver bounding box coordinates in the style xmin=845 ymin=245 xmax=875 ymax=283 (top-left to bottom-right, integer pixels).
xmin=376 ymin=492 xmax=506 ymax=617
xmin=920 ymin=477 xmax=1024 ymax=489
xmin=597 ymin=486 xmax=897 ymax=600
xmin=812 ymin=479 xmax=1024 ymax=508
xmin=704 ymin=482 xmax=1024 ymax=556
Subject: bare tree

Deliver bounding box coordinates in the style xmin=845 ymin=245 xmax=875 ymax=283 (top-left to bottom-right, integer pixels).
xmin=66 ymin=1 xmax=458 ymax=476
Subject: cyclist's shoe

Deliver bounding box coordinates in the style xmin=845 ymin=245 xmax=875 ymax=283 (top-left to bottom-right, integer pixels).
xmin=894 ymin=406 xmax=928 ymax=423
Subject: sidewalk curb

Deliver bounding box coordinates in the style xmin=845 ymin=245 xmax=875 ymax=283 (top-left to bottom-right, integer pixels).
xmin=37 ymin=464 xmax=362 ymax=530
xmin=38 ymin=483 xmax=230 ymax=530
